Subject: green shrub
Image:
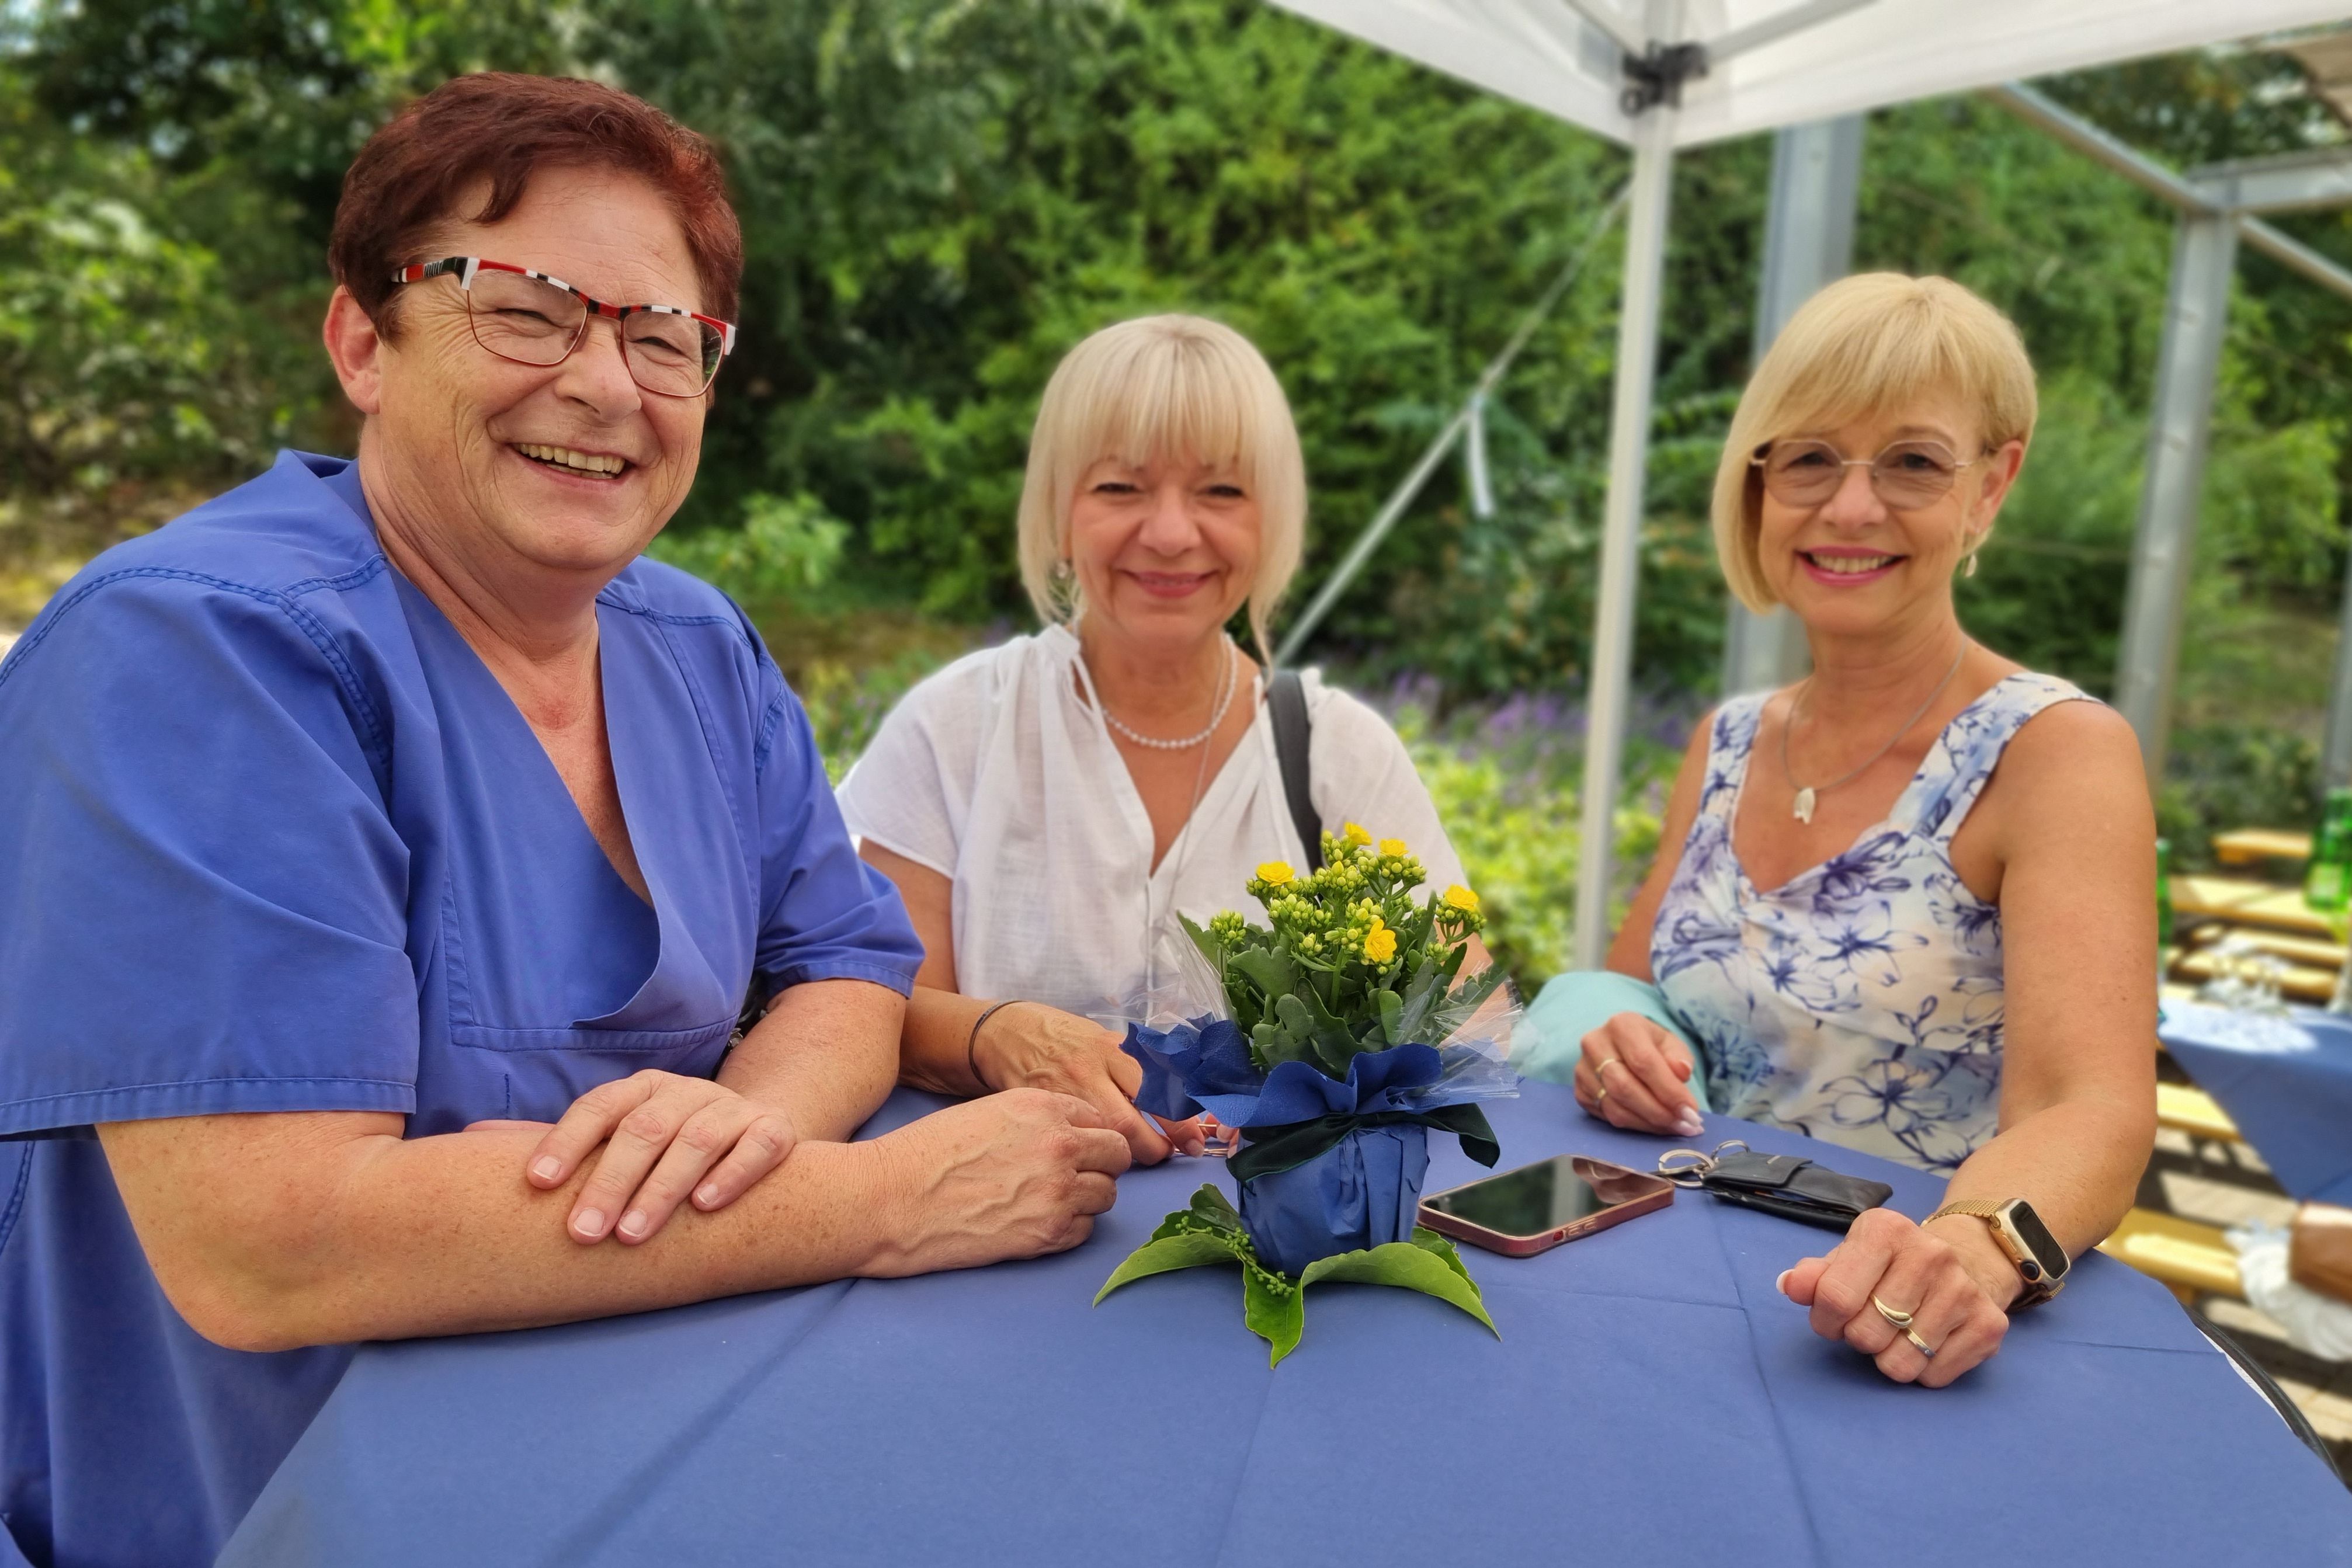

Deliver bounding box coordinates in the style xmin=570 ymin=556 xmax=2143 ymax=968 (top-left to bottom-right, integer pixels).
xmin=2159 ymin=722 xmax=2323 ymax=870
xmin=1384 ymin=693 xmax=1682 ymax=992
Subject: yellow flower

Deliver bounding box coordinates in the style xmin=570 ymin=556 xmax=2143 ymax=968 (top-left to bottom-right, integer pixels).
xmin=1363 ymin=925 xmax=1398 ymax=963
xmin=1378 ymin=837 xmax=1408 ymax=858
xmin=1444 ymin=884 xmax=1481 ymax=913
xmin=1343 ymin=822 xmax=1374 ymax=846
xmin=1256 ymin=861 xmax=1295 ymax=886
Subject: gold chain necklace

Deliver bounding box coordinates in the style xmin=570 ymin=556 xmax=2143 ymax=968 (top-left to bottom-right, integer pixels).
xmin=1780 ymin=643 xmax=1967 ymax=824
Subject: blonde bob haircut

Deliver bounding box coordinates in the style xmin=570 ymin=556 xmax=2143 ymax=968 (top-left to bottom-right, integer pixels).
xmin=1017 ymin=314 xmax=1307 ymax=658
xmin=1711 ymin=272 xmax=2038 ymax=613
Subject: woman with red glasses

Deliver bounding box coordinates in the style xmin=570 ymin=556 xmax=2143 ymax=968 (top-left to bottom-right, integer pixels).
xmin=0 ymin=74 xmax=1127 ymax=1566
xmin=1526 ymin=274 xmax=2155 ymax=1390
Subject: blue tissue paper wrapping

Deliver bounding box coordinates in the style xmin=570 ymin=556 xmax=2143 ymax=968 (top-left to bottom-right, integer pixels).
xmin=1242 ymin=1124 xmax=1429 ymax=1275
xmin=1122 ymin=1018 xmax=1506 ymax=1275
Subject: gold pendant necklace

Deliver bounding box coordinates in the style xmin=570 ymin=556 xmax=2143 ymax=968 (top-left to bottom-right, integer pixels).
xmin=1781 ymin=643 xmax=1967 ymax=825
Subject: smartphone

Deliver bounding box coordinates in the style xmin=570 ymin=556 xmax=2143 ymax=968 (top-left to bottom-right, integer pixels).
xmin=1418 ymin=1155 xmax=1675 ymax=1256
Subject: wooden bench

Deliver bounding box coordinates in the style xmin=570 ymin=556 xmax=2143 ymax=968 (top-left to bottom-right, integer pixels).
xmin=2172 ymin=874 xmax=2341 ymax=938
xmin=2182 ymin=926 xmax=2348 ymax=971
xmin=2156 ymin=1082 xmax=2242 ymax=1144
xmin=2212 ymin=828 xmax=2313 ymax=868
xmin=2174 ymin=948 xmax=2339 ymax=1004
xmin=2099 ymin=1208 xmax=2242 ymax=1303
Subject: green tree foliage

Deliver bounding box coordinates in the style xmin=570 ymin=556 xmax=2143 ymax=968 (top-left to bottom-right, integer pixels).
xmin=7 ymin=1 xmax=2350 ymax=719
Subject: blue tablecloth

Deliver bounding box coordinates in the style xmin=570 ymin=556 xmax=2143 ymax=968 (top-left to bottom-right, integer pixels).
xmin=221 ymin=1081 xmax=2352 ymax=1567
xmin=2161 ymin=1002 xmax=2352 ymax=1205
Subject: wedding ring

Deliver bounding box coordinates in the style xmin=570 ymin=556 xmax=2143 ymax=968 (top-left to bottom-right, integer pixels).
xmin=1596 ymin=1056 xmax=1625 ymax=1081
xmin=1595 ymin=1083 xmax=1613 ymax=1111
xmin=1870 ymin=1295 xmax=1915 ymax=1329
xmin=1905 ymin=1327 xmax=1936 ymax=1359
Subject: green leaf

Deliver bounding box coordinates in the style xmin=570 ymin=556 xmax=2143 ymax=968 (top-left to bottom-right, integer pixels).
xmin=1242 ymin=1258 xmax=1307 ymax=1364
xmin=1409 ymin=1225 xmax=1481 ymax=1287
xmin=1231 ymin=947 xmax=1297 ymax=999
xmin=1395 ymin=955 xmax=1443 ymax=1042
xmin=1284 ymin=984 xmax=1361 ymax=1074
xmin=1185 ymin=1183 xmax=1245 ymax=1235
xmin=1093 ymin=1230 xmax=1245 ymax=1305
xmin=1099 ymin=1198 xmax=1500 ymax=1363
xmin=1374 ymin=986 xmax=1403 ymax=1045
xmin=1300 ymin=1239 xmax=1499 ymax=1338
xmin=1252 ymin=1017 xmax=1314 ymax=1069
xmin=1178 ymin=912 xmax=1222 ymax=968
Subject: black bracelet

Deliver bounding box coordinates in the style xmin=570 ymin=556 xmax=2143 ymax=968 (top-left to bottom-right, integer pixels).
xmin=965 ymin=999 xmax=1019 ymax=1093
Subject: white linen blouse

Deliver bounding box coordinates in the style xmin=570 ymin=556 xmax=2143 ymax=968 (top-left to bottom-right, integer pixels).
xmin=835 ymin=625 xmax=1466 ymax=1024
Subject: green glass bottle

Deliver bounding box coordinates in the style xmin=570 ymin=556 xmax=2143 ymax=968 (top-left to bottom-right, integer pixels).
xmin=2305 ymin=787 xmax=2352 ymax=916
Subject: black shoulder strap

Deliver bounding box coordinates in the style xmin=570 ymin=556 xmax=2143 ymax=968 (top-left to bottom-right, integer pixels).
xmin=1267 ymin=668 xmax=1323 ymax=866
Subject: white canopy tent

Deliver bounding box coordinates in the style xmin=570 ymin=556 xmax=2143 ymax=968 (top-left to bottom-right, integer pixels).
xmin=1267 ymin=0 xmax=2352 ymax=968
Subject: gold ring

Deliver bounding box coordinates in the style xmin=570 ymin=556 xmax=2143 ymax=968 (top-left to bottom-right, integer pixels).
xmin=1596 ymin=1056 xmax=1625 ymax=1080
xmin=1595 ymin=1083 xmax=1612 ymax=1110
xmin=1870 ymin=1295 xmax=1915 ymax=1329
xmin=1905 ymin=1327 xmax=1936 ymax=1359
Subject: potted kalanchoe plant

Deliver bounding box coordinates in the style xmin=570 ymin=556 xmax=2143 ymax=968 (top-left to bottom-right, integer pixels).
xmin=1096 ymin=825 xmax=1518 ymax=1363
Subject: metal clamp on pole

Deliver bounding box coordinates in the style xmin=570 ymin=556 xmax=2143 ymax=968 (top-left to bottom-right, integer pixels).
xmin=1618 ymin=40 xmax=1707 ymax=116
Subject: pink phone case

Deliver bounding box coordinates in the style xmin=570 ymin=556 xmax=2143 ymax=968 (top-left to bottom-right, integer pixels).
xmin=1417 ymin=1156 xmax=1676 ymax=1257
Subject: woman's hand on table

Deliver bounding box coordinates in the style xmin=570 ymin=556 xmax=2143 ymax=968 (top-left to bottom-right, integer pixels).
xmin=1572 ymin=1013 xmax=1705 ymax=1138
xmin=972 ymin=1002 xmax=1206 ymax=1163
xmin=475 ymin=1070 xmax=802 ymax=1246
xmin=863 ymin=1089 xmax=1134 ymax=1273
xmin=1776 ymin=1208 xmax=2017 ymax=1388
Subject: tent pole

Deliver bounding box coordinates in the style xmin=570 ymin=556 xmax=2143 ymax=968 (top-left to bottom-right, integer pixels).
xmin=1572 ymin=93 xmax=1677 ymax=972
xmin=2114 ymin=210 xmax=2237 ymax=790
xmin=1721 ymin=113 xmax=1863 ymax=698
xmin=2326 ymin=565 xmax=2352 ymax=790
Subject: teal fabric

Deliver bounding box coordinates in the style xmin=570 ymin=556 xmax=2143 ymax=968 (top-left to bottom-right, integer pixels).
xmin=1510 ymin=970 xmax=1712 ymax=1113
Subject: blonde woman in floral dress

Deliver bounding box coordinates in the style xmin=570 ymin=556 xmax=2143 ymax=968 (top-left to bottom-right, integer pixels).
xmin=838 ymin=315 xmax=1472 ymax=1163
xmin=1566 ymin=274 xmax=2156 ymax=1388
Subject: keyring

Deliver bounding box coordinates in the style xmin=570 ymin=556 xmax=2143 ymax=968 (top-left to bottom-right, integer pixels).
xmin=1655 ymin=1148 xmax=1712 ymax=1186
xmin=1654 ymin=1139 xmax=1750 ymax=1188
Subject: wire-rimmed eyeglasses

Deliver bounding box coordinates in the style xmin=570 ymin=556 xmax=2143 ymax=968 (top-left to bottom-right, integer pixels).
xmin=1749 ymin=437 xmax=1995 ymax=511
xmin=388 ymin=256 xmax=736 ymax=398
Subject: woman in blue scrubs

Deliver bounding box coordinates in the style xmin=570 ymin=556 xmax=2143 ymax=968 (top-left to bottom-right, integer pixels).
xmin=0 ymin=74 xmax=1130 ymax=1567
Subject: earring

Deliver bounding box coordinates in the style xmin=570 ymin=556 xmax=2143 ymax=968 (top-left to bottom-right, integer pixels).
xmin=1964 ymin=552 xmax=1978 ymax=579
xmin=1049 ymin=558 xmax=1075 ymax=590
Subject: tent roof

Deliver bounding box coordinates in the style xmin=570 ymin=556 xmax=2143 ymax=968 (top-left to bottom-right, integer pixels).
xmin=1267 ymin=1 xmax=2352 ymax=148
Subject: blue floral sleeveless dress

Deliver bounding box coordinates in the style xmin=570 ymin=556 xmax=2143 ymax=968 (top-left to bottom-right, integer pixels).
xmin=1650 ymin=672 xmax=2092 ymax=1173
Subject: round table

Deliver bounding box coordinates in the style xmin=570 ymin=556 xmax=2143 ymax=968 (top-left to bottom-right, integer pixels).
xmin=221 ymin=1080 xmax=2352 ymax=1566
xmin=2162 ymin=1001 xmax=2352 ymax=1204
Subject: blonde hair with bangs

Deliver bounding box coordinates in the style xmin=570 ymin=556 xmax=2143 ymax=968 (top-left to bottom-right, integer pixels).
xmin=1017 ymin=314 xmax=1307 ymax=658
xmin=1711 ymin=273 xmax=2038 ymax=612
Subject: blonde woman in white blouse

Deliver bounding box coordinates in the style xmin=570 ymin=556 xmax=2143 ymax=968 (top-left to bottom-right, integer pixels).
xmin=838 ymin=315 xmax=1471 ymax=1162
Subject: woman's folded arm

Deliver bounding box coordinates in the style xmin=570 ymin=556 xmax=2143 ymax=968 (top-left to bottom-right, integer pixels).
xmin=98 ymin=979 xmax=1131 ymax=1355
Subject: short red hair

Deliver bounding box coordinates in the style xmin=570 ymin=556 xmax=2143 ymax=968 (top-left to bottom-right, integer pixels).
xmin=329 ymin=72 xmax=742 ymax=333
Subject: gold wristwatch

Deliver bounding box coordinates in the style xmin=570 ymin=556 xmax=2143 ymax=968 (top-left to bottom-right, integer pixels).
xmin=1927 ymin=1198 xmax=2069 ymax=1309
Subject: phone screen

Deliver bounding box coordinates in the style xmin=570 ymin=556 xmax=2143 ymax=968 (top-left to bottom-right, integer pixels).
xmin=1422 ymin=1156 xmax=1662 ymax=1238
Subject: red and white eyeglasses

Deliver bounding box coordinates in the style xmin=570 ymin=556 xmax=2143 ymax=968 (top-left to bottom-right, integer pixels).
xmin=388 ymin=256 xmax=737 ymax=398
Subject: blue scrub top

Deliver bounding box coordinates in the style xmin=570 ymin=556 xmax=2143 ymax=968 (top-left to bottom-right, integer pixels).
xmin=0 ymin=452 xmax=923 ymax=1566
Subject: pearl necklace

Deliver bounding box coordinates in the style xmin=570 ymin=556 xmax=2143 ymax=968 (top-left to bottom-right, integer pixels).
xmin=1096 ymin=640 xmax=1238 ymax=751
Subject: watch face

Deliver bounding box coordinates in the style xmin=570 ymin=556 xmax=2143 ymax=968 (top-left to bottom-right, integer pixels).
xmin=2007 ymin=1201 xmax=2068 ymax=1280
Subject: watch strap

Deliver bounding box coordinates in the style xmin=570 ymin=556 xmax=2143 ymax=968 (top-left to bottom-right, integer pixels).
xmin=1926 ymin=1198 xmax=2063 ymax=1309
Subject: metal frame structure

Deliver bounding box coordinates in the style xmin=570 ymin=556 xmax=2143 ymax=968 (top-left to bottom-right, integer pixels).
xmin=1565 ymin=0 xmax=1905 ymax=969
xmin=1987 ymin=85 xmax=2352 ymax=791
xmin=1719 ymin=114 xmax=1864 ymax=698
xmin=1267 ymin=4 xmax=2352 ymax=967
